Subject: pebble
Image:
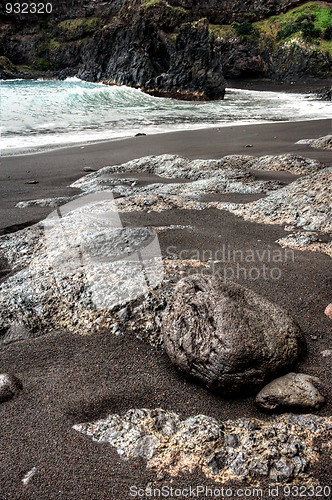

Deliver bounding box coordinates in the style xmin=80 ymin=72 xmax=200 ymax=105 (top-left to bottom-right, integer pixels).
xmin=0 ymin=373 xmax=23 ymax=404
xmin=83 ymin=167 xmax=97 ymax=172
xmin=22 ymin=467 xmax=37 ymax=486
xmin=256 ymin=373 xmax=325 ymax=410
xmin=325 ymin=303 xmax=332 ymax=320
xmin=321 ymin=350 xmax=332 ymax=358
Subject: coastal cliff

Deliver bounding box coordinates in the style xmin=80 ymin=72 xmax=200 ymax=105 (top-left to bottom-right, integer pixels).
xmin=1 ymin=0 xmax=331 ymax=99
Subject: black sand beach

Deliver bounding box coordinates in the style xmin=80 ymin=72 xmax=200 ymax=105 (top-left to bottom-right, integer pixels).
xmin=1 ymin=119 xmax=331 ymax=231
xmin=0 ymin=118 xmax=332 ymax=499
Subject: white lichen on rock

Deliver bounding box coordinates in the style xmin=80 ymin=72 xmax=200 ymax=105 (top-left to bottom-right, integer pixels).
xmin=73 ymin=408 xmax=332 ymax=484
xmin=246 ymin=154 xmax=325 ymax=175
xmin=225 ymin=167 xmax=332 ymax=256
xmin=311 ymin=135 xmax=332 ymax=150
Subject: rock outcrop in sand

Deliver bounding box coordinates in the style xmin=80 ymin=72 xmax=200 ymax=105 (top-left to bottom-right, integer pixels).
xmin=162 ymin=276 xmax=306 ymax=394
xmin=246 ymin=154 xmax=325 ymax=174
xmin=311 ymin=135 xmax=332 ymax=150
xmin=73 ymin=408 xmax=332 ymax=483
xmin=228 ymin=167 xmax=332 ymax=256
xmin=1 ymin=153 xmax=330 ymax=345
xmin=230 ymin=167 xmax=332 ymax=233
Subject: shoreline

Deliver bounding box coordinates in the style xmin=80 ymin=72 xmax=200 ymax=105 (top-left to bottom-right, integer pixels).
xmin=1 ymin=118 xmax=331 ymax=232
xmin=1 ymin=78 xmax=330 ymax=159
xmin=0 ymin=117 xmax=324 ymax=160
xmin=1 ymin=115 xmax=330 ymax=161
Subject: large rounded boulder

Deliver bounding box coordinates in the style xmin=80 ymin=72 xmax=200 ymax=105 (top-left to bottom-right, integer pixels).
xmin=162 ymin=276 xmax=306 ymax=394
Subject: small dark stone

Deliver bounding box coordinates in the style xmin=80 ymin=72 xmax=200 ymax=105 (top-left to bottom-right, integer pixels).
xmin=135 ymin=133 xmax=146 ymax=137
xmin=0 ymin=373 xmax=23 ymax=403
xmin=214 ymin=449 xmax=227 ymax=468
xmin=224 ymin=434 xmax=239 ymax=448
xmin=249 ymin=422 xmax=261 ymax=431
xmin=269 ymin=457 xmax=294 ymax=482
xmin=83 ymin=167 xmax=97 ymax=172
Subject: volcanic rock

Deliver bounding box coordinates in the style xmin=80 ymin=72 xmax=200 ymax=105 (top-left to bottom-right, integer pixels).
xmin=311 ymin=135 xmax=332 ymax=150
xmin=247 ymin=154 xmax=325 ymax=174
xmin=255 ymin=373 xmax=325 ymax=411
xmin=232 ymin=167 xmax=332 ymax=232
xmin=162 ymin=275 xmax=306 ymax=394
xmin=0 ymin=373 xmax=23 ymax=403
xmin=73 ymin=408 xmax=332 ymax=483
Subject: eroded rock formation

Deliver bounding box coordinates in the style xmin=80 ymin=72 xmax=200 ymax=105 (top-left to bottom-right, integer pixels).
xmin=162 ymin=275 xmax=306 ymax=394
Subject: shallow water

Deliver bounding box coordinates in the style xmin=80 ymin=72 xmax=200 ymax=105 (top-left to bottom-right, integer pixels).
xmin=1 ymin=77 xmax=330 ymax=156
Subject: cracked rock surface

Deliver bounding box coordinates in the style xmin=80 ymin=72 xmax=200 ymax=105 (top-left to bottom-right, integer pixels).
xmin=227 ymin=167 xmax=332 ymax=256
xmin=162 ymin=275 xmax=306 ymax=394
xmin=247 ymin=154 xmax=325 ymax=174
xmin=73 ymin=408 xmax=332 ymax=484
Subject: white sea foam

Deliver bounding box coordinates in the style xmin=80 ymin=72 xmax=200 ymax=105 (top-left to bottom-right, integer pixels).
xmin=0 ymin=79 xmax=330 ymax=156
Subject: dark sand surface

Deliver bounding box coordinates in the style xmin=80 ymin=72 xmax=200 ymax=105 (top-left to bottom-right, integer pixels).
xmin=0 ymin=119 xmax=331 ymax=231
xmin=0 ymin=119 xmax=332 ymax=499
xmin=225 ymin=78 xmax=331 ymax=93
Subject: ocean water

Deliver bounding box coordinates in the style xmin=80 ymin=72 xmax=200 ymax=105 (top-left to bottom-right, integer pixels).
xmin=1 ymin=77 xmax=330 ymax=156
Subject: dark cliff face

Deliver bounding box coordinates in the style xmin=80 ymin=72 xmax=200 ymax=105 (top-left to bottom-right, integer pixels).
xmin=219 ymin=39 xmax=332 ymax=81
xmin=0 ymin=0 xmax=315 ymax=23
xmin=1 ymin=0 xmax=332 ymax=99
xmin=77 ymin=17 xmax=226 ymax=100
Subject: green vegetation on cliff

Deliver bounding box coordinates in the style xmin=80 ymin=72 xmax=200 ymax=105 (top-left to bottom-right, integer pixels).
xmin=57 ymin=17 xmax=103 ymax=41
xmin=1 ymin=0 xmax=331 ymax=83
xmin=140 ymin=0 xmax=187 ymax=30
xmin=254 ymin=1 xmax=332 ymax=48
xmin=210 ymin=2 xmax=332 ymax=54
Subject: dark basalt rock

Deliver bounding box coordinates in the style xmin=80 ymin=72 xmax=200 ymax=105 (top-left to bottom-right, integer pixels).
xmin=162 ymin=276 xmax=306 ymax=394
xmin=0 ymin=373 xmax=23 ymax=403
xmin=1 ymin=0 xmax=331 ymax=95
xmin=77 ymin=16 xmax=226 ymax=100
xmin=310 ymin=87 xmax=332 ymax=101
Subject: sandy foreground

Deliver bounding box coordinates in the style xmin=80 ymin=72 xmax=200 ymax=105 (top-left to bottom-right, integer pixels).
xmin=0 ymin=117 xmax=331 ymax=499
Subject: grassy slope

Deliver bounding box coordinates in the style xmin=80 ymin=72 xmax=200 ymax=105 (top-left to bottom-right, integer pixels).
xmin=211 ymin=2 xmax=332 ymax=54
